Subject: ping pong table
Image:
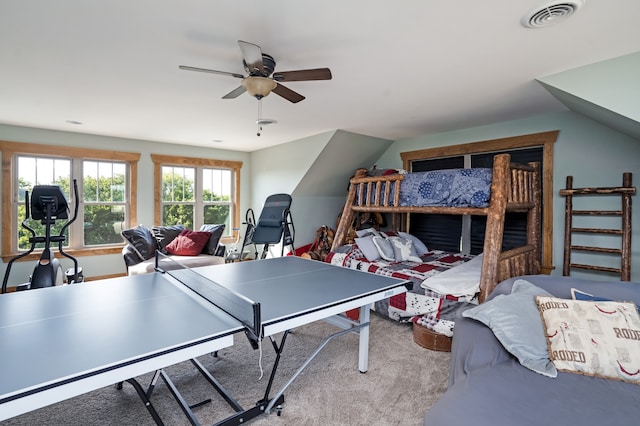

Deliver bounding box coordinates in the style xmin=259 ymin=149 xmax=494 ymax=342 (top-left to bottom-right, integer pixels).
xmin=0 ymin=255 xmax=408 ymax=425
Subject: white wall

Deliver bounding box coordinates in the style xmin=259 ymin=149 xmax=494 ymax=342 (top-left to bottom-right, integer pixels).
xmin=250 ymin=130 xmax=392 ymax=247
xmin=249 ymin=131 xmax=333 ymax=209
xmin=0 ymin=124 xmax=251 ymax=284
xmin=377 ymin=111 xmax=640 ymax=281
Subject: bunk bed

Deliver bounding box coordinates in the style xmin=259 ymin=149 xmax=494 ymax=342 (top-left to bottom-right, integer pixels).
xmin=329 ymin=153 xmax=542 ymax=311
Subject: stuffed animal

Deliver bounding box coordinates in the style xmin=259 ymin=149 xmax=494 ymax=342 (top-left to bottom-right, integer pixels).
xmin=300 ymin=225 xmax=335 ymax=261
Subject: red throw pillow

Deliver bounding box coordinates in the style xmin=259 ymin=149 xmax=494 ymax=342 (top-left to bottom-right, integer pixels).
xmin=165 ymin=229 xmax=211 ymax=256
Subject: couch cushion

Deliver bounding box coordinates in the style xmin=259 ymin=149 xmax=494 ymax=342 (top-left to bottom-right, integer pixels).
xmin=128 ymin=254 xmax=225 ymax=275
xmin=166 ymin=229 xmax=212 ymax=256
xmin=121 ymin=225 xmax=157 ymax=261
xmin=462 ymin=279 xmax=557 ymax=378
xmin=152 ymin=224 xmax=185 ymax=253
xmin=537 ymin=296 xmax=640 ymax=383
xmin=199 ymin=224 xmax=225 ymax=255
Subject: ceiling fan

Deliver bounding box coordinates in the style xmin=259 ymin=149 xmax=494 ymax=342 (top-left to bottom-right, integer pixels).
xmin=179 ymin=40 xmax=332 ymax=103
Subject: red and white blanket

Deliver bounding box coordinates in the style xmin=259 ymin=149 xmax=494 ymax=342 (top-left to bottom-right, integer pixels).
xmin=326 ymin=245 xmax=478 ymax=335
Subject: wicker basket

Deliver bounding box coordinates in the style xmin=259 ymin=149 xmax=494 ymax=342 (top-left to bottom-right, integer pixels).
xmin=411 ymin=317 xmax=452 ymax=352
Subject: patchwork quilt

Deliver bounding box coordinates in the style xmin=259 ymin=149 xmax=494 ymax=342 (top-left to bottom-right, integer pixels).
xmin=326 ymin=245 xmax=479 ymax=336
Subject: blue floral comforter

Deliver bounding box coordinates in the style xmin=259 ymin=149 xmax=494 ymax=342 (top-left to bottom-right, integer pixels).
xmin=399 ymin=168 xmax=492 ymax=207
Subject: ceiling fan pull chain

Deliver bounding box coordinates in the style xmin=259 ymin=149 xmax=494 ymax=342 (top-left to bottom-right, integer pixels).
xmin=257 ymin=100 xmax=263 ymax=136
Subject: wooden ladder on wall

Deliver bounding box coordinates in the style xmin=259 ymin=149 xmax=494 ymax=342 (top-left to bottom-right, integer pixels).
xmin=560 ymin=173 xmax=635 ymax=280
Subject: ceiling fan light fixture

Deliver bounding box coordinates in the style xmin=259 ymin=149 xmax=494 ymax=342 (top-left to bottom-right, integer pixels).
xmin=242 ymin=77 xmax=277 ymax=99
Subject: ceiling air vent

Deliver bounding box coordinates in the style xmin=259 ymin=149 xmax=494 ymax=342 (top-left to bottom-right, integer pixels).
xmin=522 ymin=0 xmax=585 ymax=28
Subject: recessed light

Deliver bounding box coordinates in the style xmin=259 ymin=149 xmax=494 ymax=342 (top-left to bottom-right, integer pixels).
xmin=212 ymin=139 xmax=224 ymax=143
xmin=66 ymin=120 xmax=83 ymax=125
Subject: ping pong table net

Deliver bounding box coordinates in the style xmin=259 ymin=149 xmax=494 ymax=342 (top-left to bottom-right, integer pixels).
xmin=155 ymin=252 xmax=262 ymax=342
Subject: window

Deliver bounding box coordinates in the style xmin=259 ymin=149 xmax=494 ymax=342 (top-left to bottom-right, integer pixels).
xmin=152 ymin=155 xmax=241 ymax=239
xmin=1 ymin=141 xmax=140 ymax=262
xmin=161 ymin=165 xmax=196 ymax=229
xmin=400 ymin=131 xmax=557 ymax=273
xmin=409 ymin=147 xmax=544 ymax=254
xmin=82 ymin=160 xmax=128 ymax=246
xmin=16 ymin=156 xmax=72 ymax=250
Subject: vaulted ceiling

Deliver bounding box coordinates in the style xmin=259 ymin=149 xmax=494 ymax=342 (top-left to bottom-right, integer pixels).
xmin=1 ymin=1 xmax=639 ymax=152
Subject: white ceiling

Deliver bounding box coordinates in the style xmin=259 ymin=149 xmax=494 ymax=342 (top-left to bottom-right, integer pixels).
xmin=1 ymin=1 xmax=639 ymax=152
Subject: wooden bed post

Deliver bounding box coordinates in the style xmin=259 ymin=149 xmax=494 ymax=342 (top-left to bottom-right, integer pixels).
xmin=528 ymin=162 xmax=542 ymax=274
xmin=332 ymin=169 xmax=367 ymax=251
xmin=479 ymin=154 xmax=509 ymax=302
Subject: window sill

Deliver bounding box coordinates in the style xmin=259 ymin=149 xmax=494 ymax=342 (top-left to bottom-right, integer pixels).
xmin=1 ymin=245 xmax=125 ymax=263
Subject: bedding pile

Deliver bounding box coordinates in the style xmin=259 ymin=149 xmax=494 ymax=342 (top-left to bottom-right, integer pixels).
xmin=326 ymin=228 xmax=480 ymax=336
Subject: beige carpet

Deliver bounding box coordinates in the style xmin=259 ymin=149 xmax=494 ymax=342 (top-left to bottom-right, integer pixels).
xmin=2 ymin=314 xmax=450 ymax=426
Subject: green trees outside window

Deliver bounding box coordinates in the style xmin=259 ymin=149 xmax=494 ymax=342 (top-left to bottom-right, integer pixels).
xmin=17 ymin=157 xmax=129 ymax=250
xmin=161 ymin=166 xmax=231 ymax=231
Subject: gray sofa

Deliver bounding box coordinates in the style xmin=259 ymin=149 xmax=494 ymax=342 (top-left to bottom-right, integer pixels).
xmin=121 ymin=224 xmax=226 ymax=275
xmin=423 ymin=275 xmax=640 ymax=426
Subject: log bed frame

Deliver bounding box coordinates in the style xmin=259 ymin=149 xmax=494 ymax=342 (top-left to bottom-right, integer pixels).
xmin=331 ymin=153 xmax=542 ymax=302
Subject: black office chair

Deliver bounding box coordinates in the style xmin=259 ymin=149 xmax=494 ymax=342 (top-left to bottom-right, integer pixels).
xmin=238 ymin=193 xmax=295 ymax=260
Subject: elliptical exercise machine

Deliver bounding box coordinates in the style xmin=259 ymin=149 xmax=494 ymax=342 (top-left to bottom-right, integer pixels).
xmin=2 ymin=180 xmax=83 ymax=293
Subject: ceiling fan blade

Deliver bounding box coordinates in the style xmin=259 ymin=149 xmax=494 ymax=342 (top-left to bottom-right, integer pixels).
xmin=272 ymin=83 xmax=305 ymax=103
xmin=272 ymin=68 xmax=332 ymax=82
xmin=178 ymin=65 xmax=244 ymax=79
xmin=238 ymin=40 xmax=265 ymax=75
xmin=222 ymin=86 xmax=247 ymax=99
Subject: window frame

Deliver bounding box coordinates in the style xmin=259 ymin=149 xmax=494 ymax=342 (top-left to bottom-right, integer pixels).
xmin=1 ymin=140 xmax=140 ymax=262
xmin=151 ymin=154 xmax=242 ymax=243
xmin=400 ymin=130 xmax=557 ymax=274
xmin=80 ymin=159 xmax=130 ymax=247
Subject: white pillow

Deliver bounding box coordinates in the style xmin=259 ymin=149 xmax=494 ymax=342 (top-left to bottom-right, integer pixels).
xmin=355 ymin=227 xmax=379 ymax=238
xmin=354 ymin=235 xmax=381 ymax=261
xmin=397 ymin=232 xmax=429 ymax=256
xmin=537 ymin=296 xmax=640 ymax=384
xmin=372 ymin=236 xmax=395 ymax=261
xmin=388 ymin=236 xmax=421 ymax=263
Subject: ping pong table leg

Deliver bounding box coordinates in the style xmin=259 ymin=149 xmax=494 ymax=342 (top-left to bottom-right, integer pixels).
xmin=158 ymin=369 xmax=202 ymax=426
xmin=264 ymin=322 xmax=369 ymax=414
xmin=190 ymin=358 xmax=243 ymax=413
xmin=124 ymin=377 xmax=165 ymax=425
xmin=357 ymin=305 xmax=371 ymax=373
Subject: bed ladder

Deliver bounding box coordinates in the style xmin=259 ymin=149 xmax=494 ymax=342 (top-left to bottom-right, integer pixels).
xmin=560 ymin=173 xmax=635 ymax=280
